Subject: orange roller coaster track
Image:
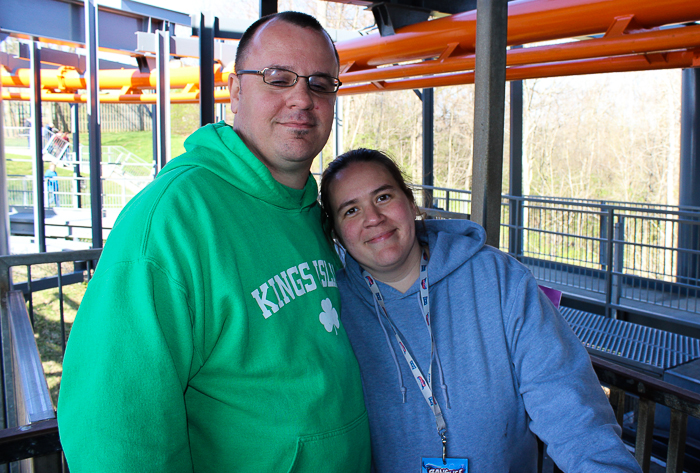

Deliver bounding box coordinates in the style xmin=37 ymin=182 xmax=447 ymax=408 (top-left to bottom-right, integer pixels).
xmin=2 ymin=0 xmax=700 ymax=103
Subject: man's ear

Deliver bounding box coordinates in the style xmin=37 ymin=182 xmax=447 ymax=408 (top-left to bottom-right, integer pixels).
xmin=228 ymin=73 xmax=240 ymax=114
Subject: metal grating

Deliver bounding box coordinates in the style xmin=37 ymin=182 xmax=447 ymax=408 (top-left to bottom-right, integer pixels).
xmin=561 ymin=307 xmax=700 ymax=375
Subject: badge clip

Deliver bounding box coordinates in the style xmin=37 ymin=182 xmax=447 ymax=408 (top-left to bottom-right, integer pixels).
xmin=440 ymin=429 xmax=447 ymax=464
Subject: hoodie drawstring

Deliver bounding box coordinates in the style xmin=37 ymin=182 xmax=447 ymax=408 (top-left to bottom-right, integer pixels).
xmin=373 ymin=298 xmax=408 ymax=403
xmin=432 ymin=345 xmax=451 ymax=409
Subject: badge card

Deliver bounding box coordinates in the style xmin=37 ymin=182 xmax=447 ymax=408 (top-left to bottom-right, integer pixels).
xmin=421 ymin=457 xmax=468 ymax=473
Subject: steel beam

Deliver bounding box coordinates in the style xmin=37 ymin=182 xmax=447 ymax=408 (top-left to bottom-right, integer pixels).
xmin=508 ymin=46 xmax=523 ymax=258
xmin=680 ymin=68 xmax=700 ymax=209
xmin=260 ymin=0 xmax=278 ymax=17
xmin=370 ymin=3 xmax=431 ymax=36
xmin=0 ymin=58 xmax=8 ymax=256
xmin=2 ymin=64 xmax=229 ymax=93
xmin=338 ymin=49 xmax=700 ymax=96
xmin=197 ymin=13 xmax=217 ymax=126
xmin=470 ymin=0 xmax=508 ymax=246
xmin=338 ymin=24 xmax=700 ymax=85
xmin=0 ymin=0 xmax=188 ymax=53
xmin=85 ymin=0 xmax=103 ymax=249
xmin=156 ymin=29 xmax=171 ymax=172
xmin=334 ymin=97 xmax=344 ymax=157
xmin=335 ymin=0 xmax=700 ymax=71
xmin=678 ymin=67 xmax=700 ymax=285
xmin=30 ymin=42 xmax=46 ymax=253
xmin=422 ymin=88 xmax=434 ymax=207
xmin=5 ymin=49 xmax=696 ymax=104
xmin=151 ymin=104 xmax=158 ymax=174
xmin=135 ymin=32 xmax=238 ymax=67
xmin=71 ymin=103 xmax=81 ymax=209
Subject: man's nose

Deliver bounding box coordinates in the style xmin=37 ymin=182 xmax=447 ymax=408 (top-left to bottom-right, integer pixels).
xmin=286 ymin=78 xmax=315 ymax=109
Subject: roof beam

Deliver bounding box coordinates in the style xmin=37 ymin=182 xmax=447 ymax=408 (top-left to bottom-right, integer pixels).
xmin=0 ymin=0 xmax=189 ymax=53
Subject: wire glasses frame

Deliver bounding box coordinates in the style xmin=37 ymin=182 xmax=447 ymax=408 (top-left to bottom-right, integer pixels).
xmin=236 ymin=67 xmax=342 ymax=94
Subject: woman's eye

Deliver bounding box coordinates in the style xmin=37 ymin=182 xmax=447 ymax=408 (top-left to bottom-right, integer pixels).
xmin=343 ymin=207 xmax=357 ymax=217
xmin=377 ymin=194 xmax=391 ymax=203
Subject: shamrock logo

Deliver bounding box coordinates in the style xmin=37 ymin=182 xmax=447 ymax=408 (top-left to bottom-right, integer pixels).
xmin=319 ymin=298 xmax=340 ymax=334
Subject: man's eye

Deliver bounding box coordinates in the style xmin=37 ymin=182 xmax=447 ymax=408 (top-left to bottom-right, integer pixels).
xmin=377 ymin=194 xmax=391 ymax=202
xmin=309 ymin=77 xmax=335 ymax=93
xmin=264 ymin=69 xmax=295 ymax=86
xmin=309 ymin=83 xmax=330 ymax=93
xmin=268 ymin=77 xmax=293 ymax=86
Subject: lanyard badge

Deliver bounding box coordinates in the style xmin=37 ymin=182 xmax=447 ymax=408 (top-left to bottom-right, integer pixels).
xmin=363 ymin=251 xmax=468 ymax=471
xmin=421 ymin=457 xmax=468 ymax=473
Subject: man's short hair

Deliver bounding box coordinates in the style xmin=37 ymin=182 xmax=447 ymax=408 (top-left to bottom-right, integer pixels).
xmin=234 ymin=11 xmax=340 ymax=72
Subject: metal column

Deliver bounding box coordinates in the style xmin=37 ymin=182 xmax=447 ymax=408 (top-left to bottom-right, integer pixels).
xmin=0 ymin=61 xmax=9 ymax=255
xmin=422 ymin=88 xmax=434 ymax=208
xmin=156 ymin=28 xmax=171 ymax=172
xmin=470 ymin=0 xmax=509 ymax=247
xmin=198 ymin=14 xmax=217 ymax=127
xmin=509 ymin=63 xmax=524 ymax=258
xmin=85 ymin=0 xmax=103 ymax=248
xmin=71 ymin=103 xmax=81 ymax=209
xmin=334 ymin=97 xmax=343 ymax=158
xmin=151 ymin=104 xmax=157 ymax=174
xmin=30 ymin=41 xmax=46 ymax=253
xmin=260 ymin=0 xmax=278 ymax=17
xmin=678 ymin=67 xmax=700 ymax=285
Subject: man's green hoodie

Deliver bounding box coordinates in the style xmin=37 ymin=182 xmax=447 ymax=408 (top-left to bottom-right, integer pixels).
xmin=57 ymin=122 xmax=371 ymax=472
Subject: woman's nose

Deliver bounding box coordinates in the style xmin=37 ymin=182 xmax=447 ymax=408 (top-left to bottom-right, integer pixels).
xmin=364 ymin=205 xmax=384 ymax=225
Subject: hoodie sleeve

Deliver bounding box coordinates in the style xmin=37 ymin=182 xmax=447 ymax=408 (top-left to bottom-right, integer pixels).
xmin=504 ymin=271 xmax=641 ymax=473
xmin=57 ymin=259 xmax=196 ymax=473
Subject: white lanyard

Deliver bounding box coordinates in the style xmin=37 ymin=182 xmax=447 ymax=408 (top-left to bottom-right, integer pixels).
xmin=362 ymin=250 xmax=448 ymax=461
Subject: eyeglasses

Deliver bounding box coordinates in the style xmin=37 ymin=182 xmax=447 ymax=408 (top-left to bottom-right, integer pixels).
xmin=236 ymin=67 xmax=342 ymax=94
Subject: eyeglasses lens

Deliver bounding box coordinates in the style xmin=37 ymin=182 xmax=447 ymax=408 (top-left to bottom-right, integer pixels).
xmin=262 ymin=68 xmax=337 ymax=93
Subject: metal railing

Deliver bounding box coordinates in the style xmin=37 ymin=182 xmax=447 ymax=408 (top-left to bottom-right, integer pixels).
xmin=592 ymin=355 xmax=700 ymax=473
xmin=0 ymin=290 xmax=62 ymax=471
xmin=0 ymin=249 xmax=102 ymax=344
xmin=0 ymin=249 xmax=697 ymax=471
xmin=417 ymin=185 xmax=700 ymax=321
xmin=7 ymin=175 xmax=152 ymax=209
xmin=0 ymin=249 xmax=101 ymax=471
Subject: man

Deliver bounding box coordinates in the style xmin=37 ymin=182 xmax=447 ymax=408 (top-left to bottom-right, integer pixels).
xmin=58 ymin=12 xmax=371 ymax=472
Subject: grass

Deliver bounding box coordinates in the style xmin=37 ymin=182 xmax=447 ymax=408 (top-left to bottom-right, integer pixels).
xmin=79 ymin=131 xmax=188 ymax=163
xmin=5 ymin=131 xmax=189 ymax=177
xmin=6 ymin=156 xmax=76 ymax=177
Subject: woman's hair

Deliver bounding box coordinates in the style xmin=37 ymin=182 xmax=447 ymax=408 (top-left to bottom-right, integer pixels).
xmin=319 ymin=148 xmax=417 ymax=239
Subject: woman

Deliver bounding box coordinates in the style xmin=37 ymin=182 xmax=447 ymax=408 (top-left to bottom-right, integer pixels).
xmin=320 ymin=148 xmax=640 ymax=473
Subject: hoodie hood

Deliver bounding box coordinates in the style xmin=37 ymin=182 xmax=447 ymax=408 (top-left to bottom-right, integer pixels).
xmin=161 ymin=121 xmax=319 ymax=211
xmin=342 ymin=218 xmax=487 ymax=299
xmin=338 ymin=219 xmax=486 ymax=413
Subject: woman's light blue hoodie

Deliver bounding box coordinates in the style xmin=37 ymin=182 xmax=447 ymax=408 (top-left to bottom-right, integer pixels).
xmin=338 ymin=219 xmax=641 ymax=473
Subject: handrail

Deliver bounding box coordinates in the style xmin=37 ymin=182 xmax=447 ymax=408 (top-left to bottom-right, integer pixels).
xmin=6 ymin=291 xmax=54 ymax=424
xmin=591 ymin=354 xmax=700 ymax=472
xmin=0 ymin=249 xmax=102 ymax=295
xmin=0 ymin=290 xmax=62 ymax=467
xmin=0 ymin=419 xmax=59 ymax=464
xmin=592 ymin=355 xmax=700 ymax=417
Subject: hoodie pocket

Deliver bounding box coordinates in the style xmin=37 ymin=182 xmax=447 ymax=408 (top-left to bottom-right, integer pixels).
xmin=286 ymin=411 xmax=370 ymax=473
